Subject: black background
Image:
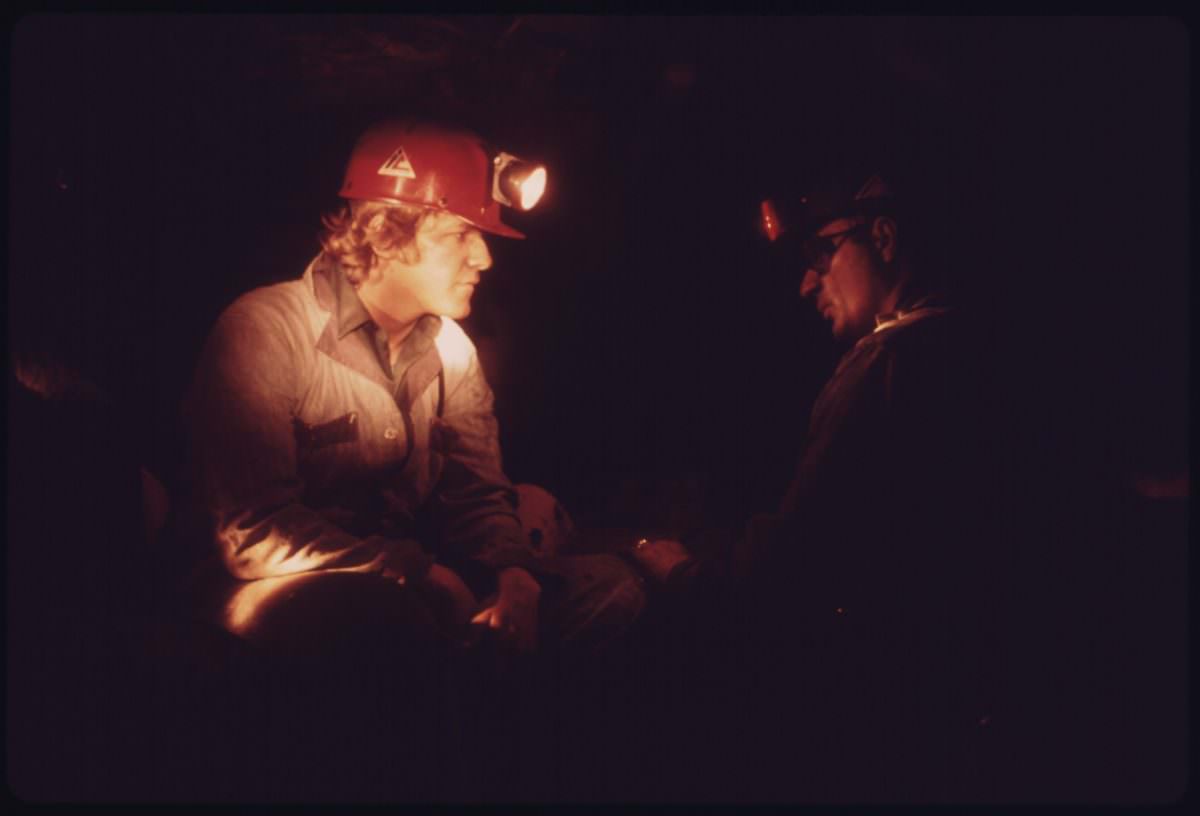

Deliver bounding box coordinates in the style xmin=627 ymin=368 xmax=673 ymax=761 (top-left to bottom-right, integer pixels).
xmin=6 ymin=14 xmax=1192 ymax=803
xmin=9 ymin=15 xmax=1189 ymax=524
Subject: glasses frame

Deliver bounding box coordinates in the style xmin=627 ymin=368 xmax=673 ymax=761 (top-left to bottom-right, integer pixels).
xmin=802 ymin=220 xmax=872 ymax=273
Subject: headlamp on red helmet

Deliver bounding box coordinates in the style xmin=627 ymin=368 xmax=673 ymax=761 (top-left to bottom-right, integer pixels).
xmin=492 ymin=152 xmax=547 ymax=211
xmin=338 ymin=120 xmax=547 ymax=239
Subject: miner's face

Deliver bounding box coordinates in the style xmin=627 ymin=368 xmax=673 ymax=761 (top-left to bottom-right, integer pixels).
xmin=377 ymin=211 xmax=493 ymax=321
xmin=798 ymin=216 xmax=893 ymax=342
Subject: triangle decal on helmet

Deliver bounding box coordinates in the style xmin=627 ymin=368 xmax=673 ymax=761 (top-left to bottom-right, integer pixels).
xmin=378 ymin=147 xmax=417 ymax=180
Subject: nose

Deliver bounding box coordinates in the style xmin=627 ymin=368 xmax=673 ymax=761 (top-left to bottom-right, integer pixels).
xmin=467 ymin=231 xmax=492 ymax=272
xmin=799 ymin=266 xmax=821 ymax=299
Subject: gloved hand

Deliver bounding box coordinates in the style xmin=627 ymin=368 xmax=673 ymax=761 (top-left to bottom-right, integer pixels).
xmin=628 ymin=537 xmax=693 ymax=584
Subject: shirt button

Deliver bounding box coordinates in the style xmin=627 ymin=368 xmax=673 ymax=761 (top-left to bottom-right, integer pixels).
xmin=384 ymin=427 xmax=398 ymax=440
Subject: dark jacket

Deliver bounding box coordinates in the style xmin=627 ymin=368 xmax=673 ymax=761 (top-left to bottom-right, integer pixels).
xmin=675 ymin=297 xmax=1012 ymax=797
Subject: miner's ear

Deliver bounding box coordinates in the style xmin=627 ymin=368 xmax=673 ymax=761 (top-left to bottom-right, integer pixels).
xmin=871 ymin=216 xmax=898 ymax=264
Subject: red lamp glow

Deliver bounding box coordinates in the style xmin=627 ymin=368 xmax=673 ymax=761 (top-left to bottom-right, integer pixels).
xmin=760 ymin=199 xmax=782 ymax=242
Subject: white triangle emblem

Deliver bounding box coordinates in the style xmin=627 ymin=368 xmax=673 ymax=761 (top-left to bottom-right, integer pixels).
xmin=378 ymin=147 xmax=416 ymax=179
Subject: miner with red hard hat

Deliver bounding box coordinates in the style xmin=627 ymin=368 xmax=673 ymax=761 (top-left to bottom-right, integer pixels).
xmin=180 ymin=120 xmax=643 ymax=666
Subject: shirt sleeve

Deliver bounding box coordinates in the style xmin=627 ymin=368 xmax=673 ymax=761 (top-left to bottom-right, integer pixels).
xmin=426 ymin=346 xmax=537 ymax=581
xmin=185 ymin=299 xmax=433 ymax=584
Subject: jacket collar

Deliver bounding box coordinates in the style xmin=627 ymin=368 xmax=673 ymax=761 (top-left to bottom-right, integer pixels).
xmin=873 ymin=290 xmax=949 ymax=333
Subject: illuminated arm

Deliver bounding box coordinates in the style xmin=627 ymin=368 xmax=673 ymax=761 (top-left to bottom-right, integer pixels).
xmin=427 ymin=346 xmax=536 ymax=581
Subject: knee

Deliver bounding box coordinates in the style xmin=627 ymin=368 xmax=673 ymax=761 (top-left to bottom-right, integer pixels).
xmin=515 ymin=483 xmax=575 ymax=557
xmin=552 ymin=554 xmax=647 ymax=649
xmin=226 ymin=571 xmax=443 ymax=661
xmin=596 ymin=563 xmax=648 ymax=637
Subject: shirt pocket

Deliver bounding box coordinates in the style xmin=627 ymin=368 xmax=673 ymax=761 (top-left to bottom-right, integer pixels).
xmin=293 ymin=411 xmax=360 ymax=451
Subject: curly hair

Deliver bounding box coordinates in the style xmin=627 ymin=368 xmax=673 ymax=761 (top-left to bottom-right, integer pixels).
xmin=318 ymin=200 xmax=432 ymax=286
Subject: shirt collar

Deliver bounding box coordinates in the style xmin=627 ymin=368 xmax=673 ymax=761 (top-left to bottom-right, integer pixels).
xmin=331 ymin=264 xmax=375 ymax=340
xmin=396 ymin=313 xmax=443 ymax=364
xmin=311 ymin=254 xmax=442 ymax=376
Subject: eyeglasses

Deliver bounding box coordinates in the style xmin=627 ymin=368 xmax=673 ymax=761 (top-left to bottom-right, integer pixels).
xmin=801 ymin=221 xmax=870 ymax=273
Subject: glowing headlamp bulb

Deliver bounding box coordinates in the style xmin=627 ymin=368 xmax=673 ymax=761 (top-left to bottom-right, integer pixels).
xmin=493 ymin=152 xmax=547 ymax=211
xmin=760 ymin=199 xmax=782 ymax=242
xmin=517 ymin=166 xmax=547 ymax=210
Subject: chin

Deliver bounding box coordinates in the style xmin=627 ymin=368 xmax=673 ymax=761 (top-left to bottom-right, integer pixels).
xmin=443 ymin=301 xmax=472 ymax=320
xmin=831 ymin=322 xmax=862 ymax=343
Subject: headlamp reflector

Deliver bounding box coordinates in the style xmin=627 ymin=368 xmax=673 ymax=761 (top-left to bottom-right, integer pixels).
xmin=493 ymin=151 xmax=547 ymax=211
xmin=518 ymin=166 xmax=547 ymax=210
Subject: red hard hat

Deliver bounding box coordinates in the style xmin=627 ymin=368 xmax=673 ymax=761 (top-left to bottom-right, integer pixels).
xmin=338 ymin=119 xmax=526 ymax=239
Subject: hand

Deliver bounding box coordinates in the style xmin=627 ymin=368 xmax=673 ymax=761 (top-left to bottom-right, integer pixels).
xmin=471 ymin=567 xmax=541 ymax=653
xmin=418 ymin=563 xmax=479 ymax=630
xmin=629 ymin=537 xmax=692 ymax=583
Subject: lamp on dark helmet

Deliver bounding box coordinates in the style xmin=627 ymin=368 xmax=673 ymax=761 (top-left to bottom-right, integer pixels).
xmin=761 ymin=174 xmax=899 ymax=247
